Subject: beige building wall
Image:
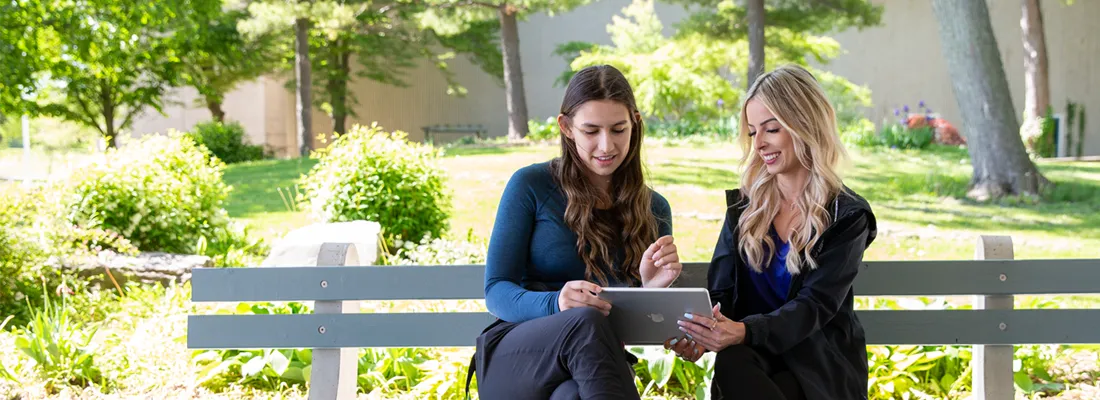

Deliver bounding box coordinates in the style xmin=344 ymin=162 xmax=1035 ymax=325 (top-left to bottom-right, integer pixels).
xmin=129 ymin=0 xmax=1099 ymax=157
xmin=129 ymin=79 xmax=269 ymax=148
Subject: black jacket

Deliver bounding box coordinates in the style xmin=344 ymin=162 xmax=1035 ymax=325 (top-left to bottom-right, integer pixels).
xmin=707 ymin=187 xmax=877 ymax=400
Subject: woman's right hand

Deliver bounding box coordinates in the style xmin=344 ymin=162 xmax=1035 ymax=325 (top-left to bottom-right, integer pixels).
xmin=558 ymin=280 xmax=612 ymax=315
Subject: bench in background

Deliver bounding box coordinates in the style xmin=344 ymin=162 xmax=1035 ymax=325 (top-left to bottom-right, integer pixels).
xmin=187 ymin=236 xmax=1100 ymax=399
xmin=422 ymin=124 xmax=487 ymax=143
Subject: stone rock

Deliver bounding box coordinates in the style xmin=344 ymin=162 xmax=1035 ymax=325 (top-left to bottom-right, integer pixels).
xmin=59 ymin=251 xmax=212 ymax=287
xmin=262 ymin=220 xmax=381 ymax=267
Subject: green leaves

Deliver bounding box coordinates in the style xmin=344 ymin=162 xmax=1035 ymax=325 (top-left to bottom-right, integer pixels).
xmin=9 ymin=285 xmax=108 ymax=393
xmin=299 ymin=124 xmax=452 ymax=253
xmin=62 ymin=131 xmax=233 ymax=253
xmin=561 ymin=0 xmax=740 ymax=120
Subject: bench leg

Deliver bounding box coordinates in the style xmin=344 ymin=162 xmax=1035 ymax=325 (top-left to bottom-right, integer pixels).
xmin=972 ymin=236 xmax=1015 ymax=400
xmin=309 ymin=243 xmax=363 ymax=400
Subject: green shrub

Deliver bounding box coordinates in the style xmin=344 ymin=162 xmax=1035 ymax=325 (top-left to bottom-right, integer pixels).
xmin=879 ymin=123 xmax=934 ymax=150
xmin=186 ymin=121 xmax=266 ymax=164
xmin=385 ymin=233 xmax=487 ymax=266
xmin=61 ymin=132 xmax=233 ymax=254
xmin=646 ymin=117 xmax=736 ymax=139
xmin=527 ymin=117 xmax=559 ymax=142
xmin=840 ymin=118 xmax=878 ymax=147
xmin=4 ymin=286 xmax=108 ymax=394
xmin=0 ymin=186 xmax=62 ymax=327
xmin=814 ymin=68 xmax=874 ymax=134
xmin=299 ymin=123 xmax=452 ymax=250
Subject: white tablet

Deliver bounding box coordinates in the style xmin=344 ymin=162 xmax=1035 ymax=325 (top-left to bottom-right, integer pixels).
xmin=598 ymin=287 xmax=714 ymax=345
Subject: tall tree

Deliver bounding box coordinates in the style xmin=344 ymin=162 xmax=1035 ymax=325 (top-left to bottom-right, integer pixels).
xmin=295 ymin=5 xmax=312 ymax=155
xmin=745 ymin=0 xmax=765 ymax=85
xmin=242 ymin=0 xmax=500 ymax=137
xmin=557 ymin=0 xmax=872 ymax=124
xmin=0 ymin=1 xmax=58 ymax=116
xmin=932 ymin=0 xmax=1048 ymax=199
xmin=240 ymin=0 xmax=316 ymax=155
xmin=672 ymin=0 xmax=882 ymax=89
xmin=417 ymin=0 xmax=592 ymax=140
xmin=310 ymin=0 xmax=500 ymax=135
xmin=179 ymin=3 xmax=283 ymax=122
xmin=33 ymin=0 xmax=203 ymax=148
xmin=1020 ymin=0 xmax=1049 ymax=123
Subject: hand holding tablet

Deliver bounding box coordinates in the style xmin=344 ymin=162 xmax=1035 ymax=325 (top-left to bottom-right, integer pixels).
xmin=674 ymin=302 xmax=747 ymax=355
xmin=596 ymin=287 xmax=713 ymax=345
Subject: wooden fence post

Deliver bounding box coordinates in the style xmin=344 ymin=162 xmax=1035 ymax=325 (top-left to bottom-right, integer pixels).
xmin=973 ymin=235 xmax=1014 ymax=400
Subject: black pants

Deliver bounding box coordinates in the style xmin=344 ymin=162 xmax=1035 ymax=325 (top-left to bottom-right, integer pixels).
xmin=711 ymin=345 xmax=805 ymax=400
xmin=475 ymin=307 xmax=639 ymax=400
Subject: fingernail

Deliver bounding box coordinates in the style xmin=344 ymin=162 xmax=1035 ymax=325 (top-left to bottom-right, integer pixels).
xmin=669 ymin=338 xmax=679 ymax=345
xmin=678 ymin=327 xmax=686 ymax=332
xmin=685 ymin=333 xmax=694 ymax=340
xmin=683 ymin=313 xmax=694 ymax=320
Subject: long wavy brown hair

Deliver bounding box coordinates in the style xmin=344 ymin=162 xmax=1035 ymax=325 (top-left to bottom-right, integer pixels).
xmin=552 ymin=65 xmax=658 ymax=286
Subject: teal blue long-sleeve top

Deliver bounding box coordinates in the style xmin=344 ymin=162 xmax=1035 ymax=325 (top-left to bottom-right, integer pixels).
xmin=484 ymin=161 xmax=673 ymax=323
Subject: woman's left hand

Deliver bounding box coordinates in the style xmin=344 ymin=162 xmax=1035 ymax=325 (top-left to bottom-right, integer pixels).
xmin=640 ymin=235 xmax=681 ymax=288
xmin=677 ymin=303 xmax=747 ymax=352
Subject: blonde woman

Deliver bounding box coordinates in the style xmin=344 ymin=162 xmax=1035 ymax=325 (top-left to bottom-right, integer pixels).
xmin=667 ymin=64 xmax=877 ymax=400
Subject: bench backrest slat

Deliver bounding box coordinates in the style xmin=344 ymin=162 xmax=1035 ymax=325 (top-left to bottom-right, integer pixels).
xmin=186 ymin=309 xmax=1100 ymax=349
xmin=190 ymin=259 xmax=1100 ymax=302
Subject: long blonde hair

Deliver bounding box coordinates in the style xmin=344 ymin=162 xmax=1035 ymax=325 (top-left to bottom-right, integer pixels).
xmin=736 ymin=64 xmax=848 ymax=275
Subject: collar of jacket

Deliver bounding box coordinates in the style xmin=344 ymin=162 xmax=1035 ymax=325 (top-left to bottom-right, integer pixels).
xmin=723 ymin=185 xmax=877 ymax=253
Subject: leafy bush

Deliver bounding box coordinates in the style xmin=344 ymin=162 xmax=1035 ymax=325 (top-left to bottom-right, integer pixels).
xmin=631 ymin=346 xmax=713 ymax=399
xmin=385 ymin=233 xmax=487 ymax=266
xmin=193 ymin=302 xmax=314 ymax=391
xmin=186 ymin=121 xmax=266 ymax=164
xmin=527 ymin=117 xmax=559 ymax=142
xmin=0 ymin=187 xmax=60 ymax=327
xmin=299 ymin=123 xmax=452 ymax=251
xmin=559 ymin=0 xmax=741 ymax=121
xmin=813 ymin=67 xmax=875 ymax=135
xmin=878 ymin=123 xmax=935 ymax=150
xmin=646 ymin=117 xmax=736 ymax=139
xmin=4 ymin=286 xmax=108 ymax=394
xmin=195 ymin=219 xmax=269 ymax=268
xmin=61 ymin=132 xmax=233 ymax=254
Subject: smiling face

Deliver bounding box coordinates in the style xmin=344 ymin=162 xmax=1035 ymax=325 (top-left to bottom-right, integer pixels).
xmin=559 ymin=99 xmax=635 ymax=182
xmin=745 ymin=98 xmax=800 ymax=176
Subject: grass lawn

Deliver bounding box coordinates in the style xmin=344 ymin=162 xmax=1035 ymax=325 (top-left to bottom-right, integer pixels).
xmin=224 ymin=141 xmax=1100 ymax=263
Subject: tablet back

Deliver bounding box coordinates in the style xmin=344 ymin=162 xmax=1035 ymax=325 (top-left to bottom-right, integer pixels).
xmin=597 ymin=287 xmax=713 ymax=345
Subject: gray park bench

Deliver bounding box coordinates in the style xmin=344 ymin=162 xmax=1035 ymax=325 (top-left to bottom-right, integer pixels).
xmin=187 ymin=236 xmax=1100 ymax=400
xmin=422 ymin=124 xmax=487 ymax=143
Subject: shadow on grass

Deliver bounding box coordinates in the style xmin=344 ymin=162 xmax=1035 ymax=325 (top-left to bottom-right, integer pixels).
xmin=223 ymin=157 xmax=320 ymax=217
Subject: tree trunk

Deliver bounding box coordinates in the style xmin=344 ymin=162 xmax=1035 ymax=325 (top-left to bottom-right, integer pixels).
xmin=101 ymin=81 xmax=118 ymax=148
xmin=499 ymin=6 xmax=529 ymax=141
xmin=932 ymin=0 xmax=1048 ymax=200
xmin=746 ymin=0 xmax=765 ymax=87
xmin=1021 ymin=0 xmax=1050 ymax=122
xmin=104 ymin=124 xmax=117 ymax=149
xmin=330 ymin=47 xmax=350 ymax=135
xmin=295 ymin=16 xmax=313 ymax=156
xmin=206 ymin=95 xmax=226 ymax=123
